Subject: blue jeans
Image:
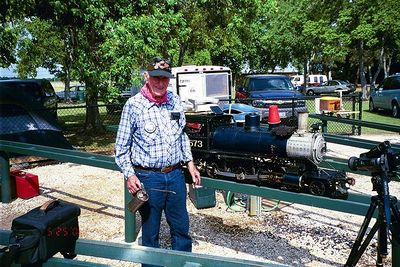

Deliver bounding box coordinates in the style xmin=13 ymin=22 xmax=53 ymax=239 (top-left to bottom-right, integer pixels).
xmin=136 ymin=168 xmax=192 ymax=267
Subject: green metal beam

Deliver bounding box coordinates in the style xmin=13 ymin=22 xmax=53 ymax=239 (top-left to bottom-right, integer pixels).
xmin=0 ymin=151 xmax=11 ymax=203
xmin=200 ymin=177 xmax=373 ymax=216
xmin=324 ymin=134 xmax=400 ymax=152
xmin=0 ymin=231 xmax=286 ymax=267
xmin=9 ymin=259 xmax=110 ymax=267
xmin=0 ymin=140 xmax=119 ymax=171
xmin=76 ymin=238 xmax=285 ymax=267
xmin=309 ymin=113 xmax=400 ymax=133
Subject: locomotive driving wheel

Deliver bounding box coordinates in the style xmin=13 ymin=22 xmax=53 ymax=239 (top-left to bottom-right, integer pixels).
xmin=309 ymin=181 xmax=326 ymax=196
xmin=206 ymin=163 xmax=218 ymax=177
xmin=347 ymin=177 xmax=356 ymax=186
xmin=235 ymin=167 xmax=246 ymax=180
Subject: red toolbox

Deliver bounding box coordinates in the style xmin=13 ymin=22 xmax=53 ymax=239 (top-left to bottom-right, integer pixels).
xmin=10 ymin=170 xmax=40 ymax=199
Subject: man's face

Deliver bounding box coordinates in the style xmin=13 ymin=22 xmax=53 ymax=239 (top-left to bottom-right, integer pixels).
xmin=148 ymin=76 xmax=170 ymax=98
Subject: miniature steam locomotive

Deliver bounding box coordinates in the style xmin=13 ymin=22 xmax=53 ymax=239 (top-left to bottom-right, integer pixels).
xmin=185 ymin=111 xmax=353 ymax=199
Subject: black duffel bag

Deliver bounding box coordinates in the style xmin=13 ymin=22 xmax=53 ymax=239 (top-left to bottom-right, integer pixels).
xmin=1 ymin=199 xmax=80 ymax=266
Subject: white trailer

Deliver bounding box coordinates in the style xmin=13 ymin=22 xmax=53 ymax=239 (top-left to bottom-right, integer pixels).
xmin=168 ymin=65 xmax=232 ymax=111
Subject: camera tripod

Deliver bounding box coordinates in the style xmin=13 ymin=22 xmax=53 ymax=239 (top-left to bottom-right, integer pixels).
xmin=345 ymin=147 xmax=400 ymax=267
xmin=345 ymin=193 xmax=400 ymax=266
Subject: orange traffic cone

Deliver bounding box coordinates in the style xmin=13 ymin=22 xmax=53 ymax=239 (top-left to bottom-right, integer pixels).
xmin=268 ymin=105 xmax=281 ymax=125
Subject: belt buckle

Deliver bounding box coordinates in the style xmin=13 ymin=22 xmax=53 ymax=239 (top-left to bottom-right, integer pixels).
xmin=161 ymin=166 xmax=172 ymax=173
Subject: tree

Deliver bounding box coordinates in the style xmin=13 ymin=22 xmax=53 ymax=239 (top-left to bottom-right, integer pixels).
xmin=335 ymin=0 xmax=400 ymax=99
xmin=16 ymin=18 xmax=77 ymax=102
xmin=0 ymin=0 xmax=35 ymax=67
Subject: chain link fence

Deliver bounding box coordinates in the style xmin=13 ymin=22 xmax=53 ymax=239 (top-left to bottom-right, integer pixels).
xmin=2 ymin=94 xmax=361 ymax=156
xmin=56 ymin=103 xmax=121 ymax=155
xmin=55 ymin=94 xmax=361 ymax=154
xmin=305 ymin=93 xmax=362 ymax=135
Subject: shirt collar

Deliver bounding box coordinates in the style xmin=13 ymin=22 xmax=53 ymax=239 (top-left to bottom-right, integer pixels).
xmin=141 ymin=91 xmax=174 ymax=109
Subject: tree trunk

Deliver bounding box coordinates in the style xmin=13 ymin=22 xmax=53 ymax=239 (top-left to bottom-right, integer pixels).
xmin=84 ymin=80 xmax=105 ymax=133
xmin=367 ymin=65 xmax=373 ymax=94
xmin=384 ymin=56 xmax=392 ymax=77
xmin=64 ymin=68 xmax=71 ymax=103
xmin=303 ymin=59 xmax=307 ymax=87
xmin=178 ymin=42 xmax=187 ymax=66
xmin=383 ymin=55 xmax=392 ymax=78
xmin=371 ymin=46 xmax=384 ymax=90
xmin=358 ymin=41 xmax=367 ymax=100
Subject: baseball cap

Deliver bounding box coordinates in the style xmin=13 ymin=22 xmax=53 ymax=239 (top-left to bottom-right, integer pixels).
xmin=147 ymin=57 xmax=174 ymax=78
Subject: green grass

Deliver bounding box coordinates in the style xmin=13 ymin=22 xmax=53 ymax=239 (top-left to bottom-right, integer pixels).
xmin=305 ymin=99 xmax=399 ymax=135
xmin=358 ymin=101 xmax=399 ymax=135
xmin=51 ymin=81 xmax=82 ymax=92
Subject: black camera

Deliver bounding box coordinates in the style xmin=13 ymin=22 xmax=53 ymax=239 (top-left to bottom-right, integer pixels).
xmin=348 ymin=141 xmax=400 ymax=176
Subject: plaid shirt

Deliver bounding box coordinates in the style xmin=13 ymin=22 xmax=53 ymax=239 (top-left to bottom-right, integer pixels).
xmin=115 ymin=90 xmax=193 ymax=178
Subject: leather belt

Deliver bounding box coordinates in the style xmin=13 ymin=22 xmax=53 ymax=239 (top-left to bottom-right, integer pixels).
xmin=134 ymin=163 xmax=181 ymax=174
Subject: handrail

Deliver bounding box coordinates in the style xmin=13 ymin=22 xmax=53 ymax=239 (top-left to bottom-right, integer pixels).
xmin=0 ymin=140 xmax=119 ymax=170
xmin=324 ymin=133 xmax=400 ymax=152
xmin=0 ymin=230 xmax=283 ymax=267
xmin=309 ymin=113 xmax=400 ymax=133
xmin=0 ymin=140 xmax=388 ymax=228
xmin=1 ymin=140 xmax=400 ymax=265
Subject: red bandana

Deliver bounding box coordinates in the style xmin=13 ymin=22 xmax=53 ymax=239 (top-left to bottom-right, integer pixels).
xmin=140 ymin=83 xmax=168 ymax=105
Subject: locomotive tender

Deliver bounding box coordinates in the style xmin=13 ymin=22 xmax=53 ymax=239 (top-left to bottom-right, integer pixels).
xmin=185 ymin=111 xmax=353 ymax=199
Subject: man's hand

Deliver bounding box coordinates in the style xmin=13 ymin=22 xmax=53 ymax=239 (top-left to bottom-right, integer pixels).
xmin=187 ymin=160 xmax=201 ymax=186
xmin=127 ymin=175 xmax=142 ymax=194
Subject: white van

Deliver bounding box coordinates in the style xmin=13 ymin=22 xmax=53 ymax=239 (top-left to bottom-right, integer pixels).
xmin=290 ymin=74 xmax=327 ymax=87
xmin=168 ymin=65 xmax=232 ymax=111
xmin=307 ymin=74 xmax=327 ymax=86
xmin=290 ymin=75 xmax=304 ymax=86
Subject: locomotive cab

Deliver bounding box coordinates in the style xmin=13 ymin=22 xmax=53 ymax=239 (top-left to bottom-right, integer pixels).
xmin=185 ymin=112 xmax=234 ymax=151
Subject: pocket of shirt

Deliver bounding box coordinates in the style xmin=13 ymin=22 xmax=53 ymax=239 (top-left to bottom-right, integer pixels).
xmin=169 ymin=119 xmax=181 ymax=134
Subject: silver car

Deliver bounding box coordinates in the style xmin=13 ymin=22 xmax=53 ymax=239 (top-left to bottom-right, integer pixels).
xmin=369 ymin=74 xmax=400 ymax=117
xmin=302 ymin=80 xmax=355 ymax=96
xmin=56 ymin=85 xmax=86 ymax=101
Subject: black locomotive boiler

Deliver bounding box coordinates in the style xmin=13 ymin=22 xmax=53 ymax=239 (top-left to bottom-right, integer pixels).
xmin=185 ymin=112 xmax=353 ymax=199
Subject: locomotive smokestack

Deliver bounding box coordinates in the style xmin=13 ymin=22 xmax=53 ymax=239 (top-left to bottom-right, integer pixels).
xmin=244 ymin=113 xmax=260 ymax=131
xmin=297 ymin=112 xmax=309 ymax=134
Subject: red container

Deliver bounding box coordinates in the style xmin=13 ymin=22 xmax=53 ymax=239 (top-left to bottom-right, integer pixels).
xmin=10 ymin=170 xmax=40 ymax=199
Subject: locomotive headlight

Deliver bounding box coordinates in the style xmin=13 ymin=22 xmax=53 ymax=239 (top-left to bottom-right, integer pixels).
xmin=286 ymin=133 xmax=326 ymax=164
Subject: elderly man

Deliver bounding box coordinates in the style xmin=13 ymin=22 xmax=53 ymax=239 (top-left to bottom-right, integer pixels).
xmin=115 ymin=57 xmax=201 ymax=267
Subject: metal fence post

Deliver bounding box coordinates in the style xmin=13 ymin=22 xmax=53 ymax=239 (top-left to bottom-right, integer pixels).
xmin=351 ymin=94 xmax=356 ymax=135
xmin=358 ymin=93 xmax=362 ymax=135
xmin=0 ymin=151 xmax=11 ymax=203
xmin=321 ymin=119 xmax=328 ymax=133
xmin=124 ymin=182 xmax=137 ymax=242
xmin=392 ymin=218 xmax=400 ymax=267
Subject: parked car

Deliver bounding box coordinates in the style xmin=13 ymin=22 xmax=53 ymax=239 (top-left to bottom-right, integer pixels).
xmin=105 ymin=88 xmax=136 ymax=114
xmin=369 ymin=74 xmax=400 ymax=118
xmin=301 ymin=80 xmax=356 ymax=96
xmin=222 ymin=103 xmax=261 ymax=125
xmin=0 ymin=79 xmax=58 ymax=118
xmin=56 ymin=85 xmax=86 ymax=101
xmin=235 ymin=74 xmax=307 ymax=123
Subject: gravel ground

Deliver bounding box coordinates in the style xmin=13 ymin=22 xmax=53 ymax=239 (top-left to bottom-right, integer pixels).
xmin=1 ymin=134 xmax=400 ymax=266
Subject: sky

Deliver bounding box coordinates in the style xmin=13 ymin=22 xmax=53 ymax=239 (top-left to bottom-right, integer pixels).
xmin=0 ymin=65 xmax=54 ymax=79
